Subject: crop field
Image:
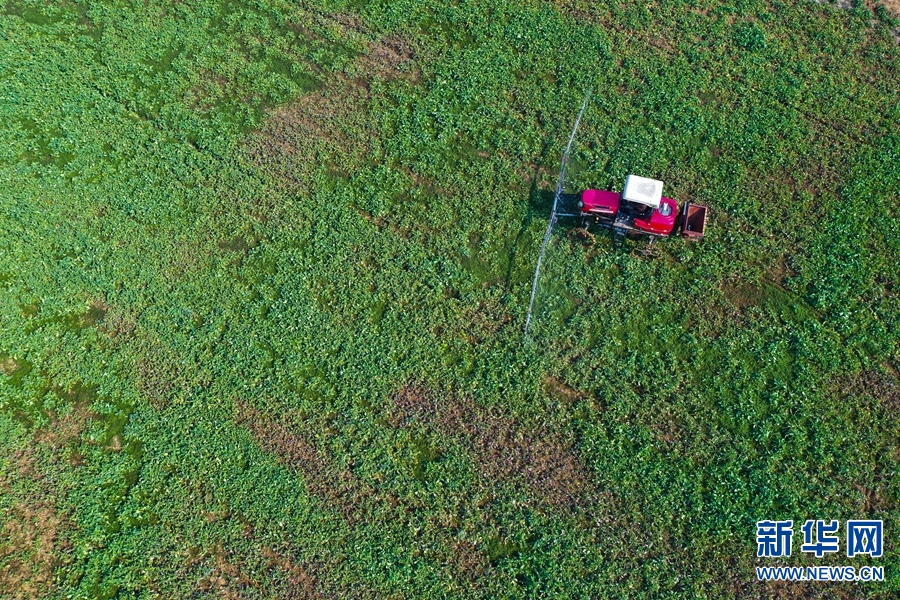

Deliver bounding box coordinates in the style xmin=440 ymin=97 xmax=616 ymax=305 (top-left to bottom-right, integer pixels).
xmin=1 ymin=0 xmax=899 ymax=597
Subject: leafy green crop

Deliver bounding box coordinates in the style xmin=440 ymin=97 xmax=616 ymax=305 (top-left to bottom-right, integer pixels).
xmin=1 ymin=0 xmax=899 ymax=598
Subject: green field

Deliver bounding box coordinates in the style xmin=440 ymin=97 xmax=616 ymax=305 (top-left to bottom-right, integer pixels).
xmin=1 ymin=0 xmax=899 ymax=597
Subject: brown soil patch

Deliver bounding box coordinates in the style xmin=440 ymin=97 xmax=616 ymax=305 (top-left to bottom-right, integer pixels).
xmin=260 ymin=547 xmax=322 ymax=600
xmin=0 ymin=357 xmax=23 ymax=375
xmin=106 ymin=435 xmax=123 ymax=452
xmin=0 ymin=450 xmax=69 ymax=600
xmin=136 ymin=337 xmax=212 ymax=409
xmin=97 ymin=307 xmax=136 ymax=339
xmin=873 ymin=0 xmax=900 ymax=18
xmin=0 ymin=502 xmax=62 ymax=599
xmin=247 ymin=30 xmax=416 ymax=195
xmin=766 ymin=257 xmax=797 ymax=287
xmin=137 ymin=344 xmax=179 ymax=407
xmin=197 ymin=542 xmax=331 ymax=600
xmin=318 ymin=12 xmax=418 ymax=81
xmin=828 ymin=365 xmax=900 ymax=513
xmin=832 ymin=364 xmax=900 ymax=412
xmin=34 ymin=401 xmax=97 ymax=449
xmin=445 ymin=540 xmax=490 ymax=582
xmin=358 ymin=35 xmax=418 ymax=81
xmin=545 ymin=0 xmax=606 ymax=25
xmin=722 ymin=280 xmax=765 ymax=309
xmin=246 ymin=79 xmax=373 ymax=194
xmin=0 ymin=388 xmax=95 ymax=599
xmin=455 ymin=297 xmax=513 ymax=345
xmin=541 ymin=375 xmax=584 ymax=405
xmin=79 ymin=299 xmax=107 ymax=327
xmin=182 ymin=536 xmax=327 ymax=600
xmin=236 ymin=399 xmax=494 ymax=590
xmin=235 ymin=402 xmax=375 ymax=524
xmin=195 ymin=543 xmax=262 ymax=599
xmin=392 ymin=385 xmax=594 ymax=510
xmin=26 ymin=383 xmax=104 ymax=459
xmin=650 ymin=410 xmax=687 ymax=450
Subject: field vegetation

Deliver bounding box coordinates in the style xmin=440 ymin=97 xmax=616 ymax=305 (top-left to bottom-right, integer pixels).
xmin=1 ymin=0 xmax=899 ymax=597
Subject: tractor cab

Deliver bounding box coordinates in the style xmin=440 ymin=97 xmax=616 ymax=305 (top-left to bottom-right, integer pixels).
xmin=571 ymin=175 xmax=678 ymax=237
xmin=620 ymin=174 xmax=663 ymax=217
xmin=619 ymin=175 xmax=679 ymax=236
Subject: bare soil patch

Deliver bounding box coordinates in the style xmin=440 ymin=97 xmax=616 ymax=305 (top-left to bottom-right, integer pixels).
xmin=722 ymin=279 xmax=766 ymax=309
xmin=136 ymin=342 xmax=184 ymax=407
xmin=0 ymin=357 xmax=24 ymax=376
xmin=247 ymin=30 xmax=416 ymax=195
xmin=173 ymin=520 xmax=329 ymax=600
xmin=0 ymin=450 xmax=69 ymax=600
xmin=0 ymin=502 xmax=62 ymax=599
xmin=195 ymin=543 xmax=269 ymax=600
xmin=392 ymin=385 xmax=595 ymax=510
xmin=260 ymin=547 xmax=323 ymax=600
xmin=34 ymin=400 xmax=97 ymax=450
xmin=358 ymin=35 xmax=419 ymax=81
xmin=832 ymin=364 xmax=900 ymax=412
xmin=873 ymin=0 xmax=900 ymax=17
xmin=541 ymin=375 xmax=584 ymax=405
xmin=79 ymin=299 xmax=107 ymax=327
xmin=236 ymin=399 xmax=494 ymax=590
xmin=246 ymin=79 xmax=373 ymax=194
xmin=444 ymin=540 xmax=490 ymax=582
xmin=235 ymin=402 xmax=374 ymax=523
xmin=97 ymin=306 xmax=136 ymax=339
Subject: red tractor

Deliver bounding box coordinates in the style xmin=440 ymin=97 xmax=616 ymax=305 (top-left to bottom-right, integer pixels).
xmin=557 ymin=175 xmax=707 ymax=241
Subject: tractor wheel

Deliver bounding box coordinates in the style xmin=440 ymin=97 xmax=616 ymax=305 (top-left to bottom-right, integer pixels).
xmin=634 ymin=237 xmax=659 ymax=258
xmin=612 ymin=226 xmax=627 ymax=249
xmin=568 ymin=227 xmax=595 ymax=244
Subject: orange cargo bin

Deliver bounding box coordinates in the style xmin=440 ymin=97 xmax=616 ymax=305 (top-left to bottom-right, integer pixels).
xmin=681 ymin=203 xmax=707 ymax=239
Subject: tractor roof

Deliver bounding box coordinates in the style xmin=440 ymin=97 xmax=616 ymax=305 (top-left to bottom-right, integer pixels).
xmin=623 ymin=175 xmax=663 ymax=208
